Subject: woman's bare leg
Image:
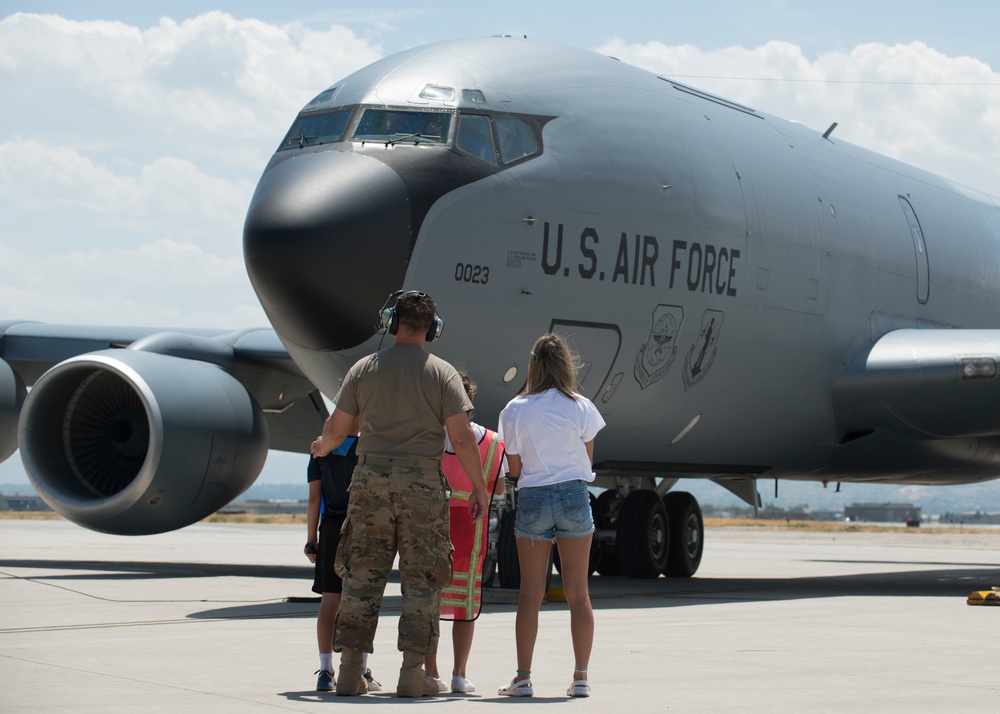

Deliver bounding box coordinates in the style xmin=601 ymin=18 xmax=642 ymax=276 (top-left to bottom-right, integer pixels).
xmin=513 ymin=538 xmax=552 ymax=681
xmin=554 ymin=534 xmax=594 ymax=682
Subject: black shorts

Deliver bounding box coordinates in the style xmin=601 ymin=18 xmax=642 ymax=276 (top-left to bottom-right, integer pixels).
xmin=312 ymin=513 xmax=346 ymax=595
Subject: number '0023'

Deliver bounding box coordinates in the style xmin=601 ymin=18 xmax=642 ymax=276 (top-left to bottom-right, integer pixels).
xmin=454 ymin=263 xmax=489 ymax=284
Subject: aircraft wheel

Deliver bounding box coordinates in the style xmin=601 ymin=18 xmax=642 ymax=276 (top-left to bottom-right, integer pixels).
xmin=497 ymin=511 xmax=520 ymax=588
xmin=554 ymin=493 xmax=598 ymax=576
xmin=662 ymin=491 xmax=704 ymax=577
xmin=481 ymin=551 xmax=497 ymax=588
xmin=552 ymin=540 xmax=600 ymax=575
xmin=617 ymin=490 xmax=669 ymax=578
xmin=496 ymin=510 xmax=556 ymax=590
xmin=594 ymin=489 xmax=619 ymax=528
xmin=593 ymin=548 xmax=620 ymax=577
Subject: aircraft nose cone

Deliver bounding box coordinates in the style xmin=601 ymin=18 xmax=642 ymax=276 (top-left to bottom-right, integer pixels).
xmin=243 ymin=151 xmax=411 ymax=350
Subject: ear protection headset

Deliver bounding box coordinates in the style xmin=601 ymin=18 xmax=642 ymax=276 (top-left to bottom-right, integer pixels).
xmin=377 ymin=290 xmax=444 ymax=342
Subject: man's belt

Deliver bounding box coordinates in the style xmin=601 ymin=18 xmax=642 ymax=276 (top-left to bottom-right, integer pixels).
xmin=357 ymin=454 xmax=442 ymax=471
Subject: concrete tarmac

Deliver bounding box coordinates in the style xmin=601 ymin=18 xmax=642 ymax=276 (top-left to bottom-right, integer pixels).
xmin=2 ymin=519 xmax=999 ymax=712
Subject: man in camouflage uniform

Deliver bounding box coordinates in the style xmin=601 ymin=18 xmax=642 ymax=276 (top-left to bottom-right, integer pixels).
xmin=311 ymin=291 xmax=488 ymax=697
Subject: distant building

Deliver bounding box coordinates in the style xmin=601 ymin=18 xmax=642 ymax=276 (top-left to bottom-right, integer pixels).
xmin=219 ymin=500 xmax=307 ymax=515
xmin=0 ymin=494 xmax=52 ymax=512
xmin=939 ymin=511 xmax=1000 ymax=525
xmin=845 ymin=502 xmax=921 ymax=525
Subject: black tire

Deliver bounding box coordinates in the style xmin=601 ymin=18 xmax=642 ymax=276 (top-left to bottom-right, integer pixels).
xmin=498 ymin=509 xmax=556 ymax=590
xmin=554 ymin=493 xmax=598 ymax=576
xmin=497 ymin=511 xmax=520 ymax=588
xmin=593 ymin=548 xmax=621 ymax=576
xmin=592 ymin=489 xmax=620 ymax=576
xmin=481 ymin=551 xmax=497 ymax=588
xmin=617 ymin=490 xmax=669 ymax=579
xmin=663 ymin=491 xmax=704 ymax=577
xmin=594 ymin=489 xmax=619 ymax=529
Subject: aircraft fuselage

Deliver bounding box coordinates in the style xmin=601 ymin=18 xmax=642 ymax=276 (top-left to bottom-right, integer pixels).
xmin=244 ymin=37 xmax=1000 ymax=486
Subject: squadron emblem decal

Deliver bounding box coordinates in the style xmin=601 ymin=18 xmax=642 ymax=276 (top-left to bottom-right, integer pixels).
xmin=634 ymin=304 xmax=684 ymax=389
xmin=683 ymin=309 xmax=724 ymax=391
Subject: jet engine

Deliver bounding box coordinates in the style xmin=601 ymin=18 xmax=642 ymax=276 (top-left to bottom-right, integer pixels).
xmin=18 ymin=349 xmax=269 ymax=535
xmin=0 ymin=358 xmax=27 ymax=462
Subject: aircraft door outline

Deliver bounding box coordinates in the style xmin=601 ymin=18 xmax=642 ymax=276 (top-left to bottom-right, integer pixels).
xmin=548 ymin=320 xmax=622 ymax=402
xmin=898 ymin=196 xmax=930 ymax=304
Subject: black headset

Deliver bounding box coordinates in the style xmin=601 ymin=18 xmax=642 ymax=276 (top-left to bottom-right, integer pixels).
xmin=377 ymin=290 xmax=444 ymax=342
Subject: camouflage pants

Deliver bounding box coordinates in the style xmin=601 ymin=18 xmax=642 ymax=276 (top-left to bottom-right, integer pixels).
xmin=334 ymin=461 xmax=453 ymax=654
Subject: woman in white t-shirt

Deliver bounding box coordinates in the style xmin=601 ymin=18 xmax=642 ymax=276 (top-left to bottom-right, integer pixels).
xmin=496 ymin=334 xmax=606 ymax=699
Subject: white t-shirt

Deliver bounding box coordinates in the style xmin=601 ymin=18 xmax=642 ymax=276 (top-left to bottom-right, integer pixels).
xmin=444 ymin=422 xmax=487 ymax=452
xmin=499 ymin=388 xmax=606 ymax=489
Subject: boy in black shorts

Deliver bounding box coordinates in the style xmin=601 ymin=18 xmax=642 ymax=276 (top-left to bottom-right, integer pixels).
xmin=305 ymin=436 xmax=380 ymax=692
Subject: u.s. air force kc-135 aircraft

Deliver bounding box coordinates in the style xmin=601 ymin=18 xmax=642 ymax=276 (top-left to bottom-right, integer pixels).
xmin=4 ymin=36 xmax=1000 ymax=580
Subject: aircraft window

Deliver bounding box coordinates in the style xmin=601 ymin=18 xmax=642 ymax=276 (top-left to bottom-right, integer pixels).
xmin=308 ymin=88 xmax=336 ymax=105
xmin=352 ymin=109 xmax=452 ymax=144
xmin=496 ymin=117 xmax=537 ymax=163
xmin=278 ymin=109 xmax=351 ymax=150
xmin=462 ymin=89 xmax=487 ymax=104
xmin=456 ymin=114 xmax=496 ymax=164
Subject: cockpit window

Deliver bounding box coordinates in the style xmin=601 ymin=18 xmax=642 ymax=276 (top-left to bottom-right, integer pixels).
xmin=279 ymin=109 xmax=352 ymax=150
xmin=352 ymin=109 xmax=452 ymax=144
xmin=457 ymin=114 xmax=496 ymax=164
xmin=496 ymin=117 xmax=538 ymax=163
xmin=308 ymin=88 xmax=336 ymax=105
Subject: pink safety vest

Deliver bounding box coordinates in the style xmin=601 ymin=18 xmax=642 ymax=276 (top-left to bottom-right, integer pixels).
xmin=439 ymin=428 xmax=503 ymax=621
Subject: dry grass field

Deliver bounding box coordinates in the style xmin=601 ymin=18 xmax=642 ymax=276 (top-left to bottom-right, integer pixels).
xmin=1 ymin=509 xmax=997 ymax=533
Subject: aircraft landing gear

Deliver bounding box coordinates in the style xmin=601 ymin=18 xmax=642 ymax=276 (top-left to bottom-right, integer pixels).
xmin=616 ymin=490 xmax=670 ymax=578
xmin=497 ymin=510 xmax=520 ymax=588
xmin=487 ymin=484 xmax=705 ymax=585
xmin=495 ymin=509 xmax=554 ymax=590
xmin=662 ymin=491 xmax=704 ymax=577
xmin=553 ymin=493 xmax=601 ymax=576
xmin=591 ymin=489 xmax=620 ymax=576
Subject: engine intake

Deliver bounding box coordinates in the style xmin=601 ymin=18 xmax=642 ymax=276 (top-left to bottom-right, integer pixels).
xmin=19 ymin=349 xmax=269 ymax=535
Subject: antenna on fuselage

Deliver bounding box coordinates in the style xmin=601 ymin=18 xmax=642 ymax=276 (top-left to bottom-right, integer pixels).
xmin=822 ymin=122 xmax=839 ymax=140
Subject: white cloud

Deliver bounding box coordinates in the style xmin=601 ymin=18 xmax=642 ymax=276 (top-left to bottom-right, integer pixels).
xmin=0 ymin=12 xmax=381 ymax=146
xmin=0 ymin=12 xmax=383 ymax=328
xmin=0 ymin=236 xmax=264 ymax=328
xmin=597 ymin=38 xmax=1000 ymax=195
xmin=0 ymin=140 xmax=251 ymax=254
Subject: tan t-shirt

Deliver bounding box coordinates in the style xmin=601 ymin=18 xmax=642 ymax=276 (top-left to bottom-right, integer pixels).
xmin=335 ymin=344 xmax=473 ymax=460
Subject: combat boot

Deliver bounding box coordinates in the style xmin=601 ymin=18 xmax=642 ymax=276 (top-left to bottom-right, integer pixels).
xmin=396 ymin=650 xmax=438 ymax=697
xmin=335 ymin=649 xmax=369 ymax=696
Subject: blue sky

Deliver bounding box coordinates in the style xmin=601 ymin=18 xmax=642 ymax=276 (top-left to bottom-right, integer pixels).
xmin=2 ymin=1 xmax=1000 ymax=488
xmin=10 ymin=1 xmax=1000 ymax=67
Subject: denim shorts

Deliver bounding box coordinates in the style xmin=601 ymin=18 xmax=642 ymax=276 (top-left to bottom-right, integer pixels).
xmin=514 ymin=479 xmax=595 ymax=541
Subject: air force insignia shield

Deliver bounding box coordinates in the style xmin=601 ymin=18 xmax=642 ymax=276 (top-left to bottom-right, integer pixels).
xmin=634 ymin=304 xmax=684 ymax=389
xmin=683 ymin=309 xmax=724 ymax=391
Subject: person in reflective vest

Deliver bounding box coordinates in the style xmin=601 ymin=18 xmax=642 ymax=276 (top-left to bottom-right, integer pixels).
xmin=425 ymin=371 xmax=505 ymax=694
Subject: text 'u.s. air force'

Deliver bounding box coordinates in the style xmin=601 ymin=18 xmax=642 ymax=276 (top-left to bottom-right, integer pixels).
xmin=539 ymin=222 xmax=740 ymax=296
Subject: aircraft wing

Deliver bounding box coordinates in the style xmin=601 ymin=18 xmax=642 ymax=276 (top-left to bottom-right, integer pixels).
xmin=0 ymin=320 xmax=328 ymax=535
xmin=834 ymin=329 xmax=1000 ymax=439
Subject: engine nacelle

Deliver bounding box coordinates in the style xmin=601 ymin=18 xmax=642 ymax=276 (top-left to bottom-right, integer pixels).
xmin=0 ymin=358 xmax=27 ymax=462
xmin=19 ymin=349 xmax=269 ymax=535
